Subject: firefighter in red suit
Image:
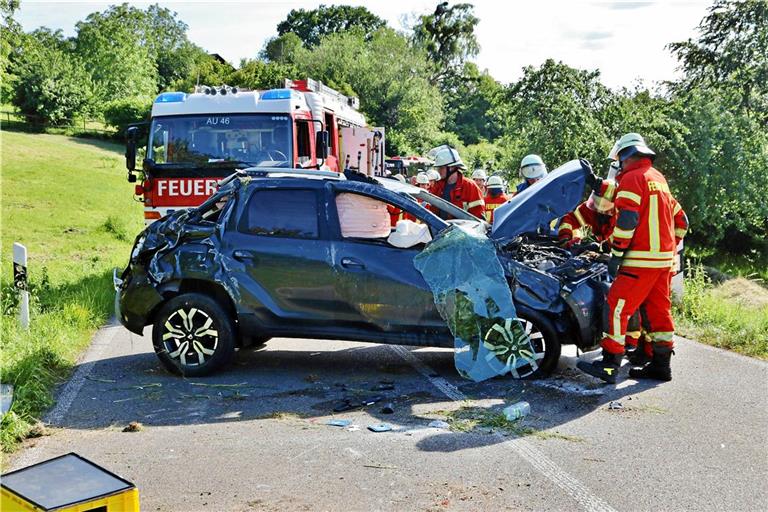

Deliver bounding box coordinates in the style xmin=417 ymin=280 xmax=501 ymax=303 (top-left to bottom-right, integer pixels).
xmin=483 ymin=175 xmax=509 ymax=223
xmin=428 ymin=145 xmax=485 ymax=219
xmin=577 ymin=133 xmax=688 ymax=383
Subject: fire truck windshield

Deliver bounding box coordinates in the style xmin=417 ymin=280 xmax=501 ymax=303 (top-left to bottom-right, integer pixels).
xmin=147 ymin=114 xmax=291 ymax=168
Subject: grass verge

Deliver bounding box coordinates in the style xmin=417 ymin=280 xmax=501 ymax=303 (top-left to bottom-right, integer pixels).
xmin=675 ymin=265 xmax=768 ymax=359
xmin=1 ymin=131 xmax=142 ymax=453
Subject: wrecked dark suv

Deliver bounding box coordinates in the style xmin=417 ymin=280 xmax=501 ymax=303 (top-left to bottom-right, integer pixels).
xmin=115 ymin=162 xmax=610 ymax=378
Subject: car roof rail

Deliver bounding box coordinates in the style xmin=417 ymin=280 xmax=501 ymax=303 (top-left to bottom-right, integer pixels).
xmin=242 ymin=167 xmax=342 ymax=179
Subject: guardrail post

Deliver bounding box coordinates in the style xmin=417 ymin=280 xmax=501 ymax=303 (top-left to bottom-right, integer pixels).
xmin=13 ymin=243 xmax=29 ymax=329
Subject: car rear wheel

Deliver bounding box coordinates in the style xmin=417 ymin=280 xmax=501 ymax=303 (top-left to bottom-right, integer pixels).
xmin=513 ymin=312 xmax=561 ymax=379
xmin=152 ymin=293 xmax=235 ymax=377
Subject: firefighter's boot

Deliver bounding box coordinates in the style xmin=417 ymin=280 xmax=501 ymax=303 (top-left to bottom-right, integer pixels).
xmin=627 ymin=337 xmax=651 ymax=366
xmin=577 ymin=351 xmax=623 ymax=384
xmin=629 ymin=349 xmax=673 ymax=382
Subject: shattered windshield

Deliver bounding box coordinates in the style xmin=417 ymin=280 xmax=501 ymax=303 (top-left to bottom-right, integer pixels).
xmin=147 ymin=114 xmax=292 ymax=168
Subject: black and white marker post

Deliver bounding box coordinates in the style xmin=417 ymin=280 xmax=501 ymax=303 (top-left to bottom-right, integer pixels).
xmin=13 ymin=242 xmax=29 ymax=329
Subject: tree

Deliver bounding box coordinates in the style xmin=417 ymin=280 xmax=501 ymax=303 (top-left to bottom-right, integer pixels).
xmin=74 ymin=7 xmax=157 ymax=105
xmin=13 ymin=30 xmax=93 ymax=124
xmin=668 ymin=0 xmax=768 ymax=122
xmin=493 ymin=59 xmax=614 ymax=176
xmin=277 ymin=5 xmax=386 ymax=48
xmin=229 ymin=59 xmax=297 ymax=90
xmin=261 ymin=32 xmax=303 ymax=64
xmin=1 ymin=0 xmax=22 ymax=102
xmin=412 ymin=2 xmax=479 ymax=83
xmin=292 ymin=28 xmax=444 ymax=155
xmin=443 ymin=62 xmax=503 ymax=145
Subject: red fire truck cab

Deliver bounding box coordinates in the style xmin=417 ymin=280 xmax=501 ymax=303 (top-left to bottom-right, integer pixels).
xmin=126 ymin=78 xmax=385 ymax=223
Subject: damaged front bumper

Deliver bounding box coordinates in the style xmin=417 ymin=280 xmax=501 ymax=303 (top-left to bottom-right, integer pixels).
xmin=113 ymin=265 xmax=164 ymax=335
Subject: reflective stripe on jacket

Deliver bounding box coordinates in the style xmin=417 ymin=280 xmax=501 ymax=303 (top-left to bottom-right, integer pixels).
xmin=483 ymin=193 xmax=509 ymax=223
xmin=431 ymin=174 xmax=485 ymax=219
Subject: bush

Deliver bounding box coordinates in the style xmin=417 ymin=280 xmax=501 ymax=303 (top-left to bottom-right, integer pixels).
xmin=103 ymin=96 xmax=152 ymax=135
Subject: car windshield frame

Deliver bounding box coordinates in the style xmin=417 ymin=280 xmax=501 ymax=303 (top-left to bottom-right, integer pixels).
xmin=147 ymin=113 xmax=293 ymax=169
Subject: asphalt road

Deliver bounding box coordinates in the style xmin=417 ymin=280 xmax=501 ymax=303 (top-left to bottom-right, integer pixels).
xmin=9 ymin=323 xmax=768 ymax=512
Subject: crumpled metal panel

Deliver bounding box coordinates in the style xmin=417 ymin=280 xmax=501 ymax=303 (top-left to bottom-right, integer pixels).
xmin=413 ymin=224 xmax=539 ymax=381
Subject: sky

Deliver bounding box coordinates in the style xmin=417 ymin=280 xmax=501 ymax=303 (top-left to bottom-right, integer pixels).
xmin=15 ymin=0 xmax=712 ymax=90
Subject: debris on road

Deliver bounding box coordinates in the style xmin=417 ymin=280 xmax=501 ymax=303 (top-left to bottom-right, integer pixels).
xmin=503 ymin=401 xmax=530 ymax=421
xmin=326 ymin=419 xmax=352 ymax=427
xmin=608 ymin=401 xmax=624 ymax=410
xmin=131 ymin=383 xmax=162 ymax=390
xmin=363 ymin=464 xmax=398 ymax=470
xmin=122 ymin=421 xmax=143 ymax=432
xmin=333 ymin=395 xmax=384 ymax=412
xmin=380 ymin=403 xmax=395 ymax=414
xmin=347 ymin=425 xmax=361 ymax=432
xmin=368 ymin=424 xmax=393 ymax=432
xmin=189 ymin=382 xmax=248 ymax=388
xmin=428 ymin=420 xmax=450 ymax=429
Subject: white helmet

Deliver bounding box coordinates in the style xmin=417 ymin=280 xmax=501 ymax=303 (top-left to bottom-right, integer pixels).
xmin=430 ymin=145 xmax=466 ymax=169
xmin=426 ymin=169 xmax=440 ymax=181
xmin=609 ymin=132 xmax=656 ymax=162
xmin=520 ymin=154 xmax=547 ymax=179
xmin=393 ymin=174 xmax=406 ymax=183
xmin=416 ymin=172 xmax=430 ymax=185
xmin=472 ymin=168 xmax=488 ymax=180
xmin=487 ymin=175 xmax=504 ymax=189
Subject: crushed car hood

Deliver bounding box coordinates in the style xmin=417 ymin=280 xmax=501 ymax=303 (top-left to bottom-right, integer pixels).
xmin=490 ymin=160 xmax=586 ymax=240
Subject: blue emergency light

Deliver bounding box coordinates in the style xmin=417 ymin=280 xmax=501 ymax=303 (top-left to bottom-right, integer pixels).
xmin=260 ymin=89 xmax=298 ymax=100
xmin=154 ymin=92 xmax=187 ymax=103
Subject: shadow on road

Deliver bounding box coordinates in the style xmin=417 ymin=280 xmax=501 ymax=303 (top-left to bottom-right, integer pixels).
xmin=55 ymin=339 xmax=662 ymax=453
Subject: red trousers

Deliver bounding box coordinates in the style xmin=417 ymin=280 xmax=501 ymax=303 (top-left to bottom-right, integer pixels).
xmin=602 ymin=267 xmax=675 ymax=355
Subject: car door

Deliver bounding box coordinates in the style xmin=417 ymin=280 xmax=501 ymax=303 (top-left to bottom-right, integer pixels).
xmin=327 ymin=184 xmax=445 ymax=331
xmin=221 ymin=184 xmax=346 ymax=329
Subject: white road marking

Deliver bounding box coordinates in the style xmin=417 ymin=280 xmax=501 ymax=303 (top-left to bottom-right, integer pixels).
xmin=390 ymin=345 xmax=618 ymax=512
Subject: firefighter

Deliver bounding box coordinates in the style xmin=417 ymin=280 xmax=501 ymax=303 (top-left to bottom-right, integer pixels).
xmin=577 ymin=133 xmax=689 ymax=383
xmin=516 ymin=154 xmax=548 ymax=194
xmin=429 ymin=145 xmax=485 ymax=219
xmin=415 ymin=172 xmax=431 ymax=190
xmin=426 ymin=169 xmax=440 ymax=191
xmin=484 ymin=175 xmax=509 ymax=223
xmin=472 ymin=168 xmax=488 ymax=196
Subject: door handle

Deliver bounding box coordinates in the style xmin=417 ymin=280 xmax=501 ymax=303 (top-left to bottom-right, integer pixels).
xmin=233 ymin=250 xmax=258 ymax=263
xmin=341 ymin=257 xmax=365 ymax=270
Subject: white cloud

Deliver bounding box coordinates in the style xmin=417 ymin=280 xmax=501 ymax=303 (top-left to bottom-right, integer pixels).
xmin=17 ymin=0 xmax=710 ymax=89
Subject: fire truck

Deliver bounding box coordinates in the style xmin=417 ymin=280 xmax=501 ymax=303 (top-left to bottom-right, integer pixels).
xmin=125 ymin=78 xmax=385 ymax=223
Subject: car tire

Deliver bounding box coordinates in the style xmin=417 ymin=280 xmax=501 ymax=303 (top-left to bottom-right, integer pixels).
xmin=514 ymin=311 xmax=561 ymax=379
xmin=152 ymin=293 xmax=235 ymax=377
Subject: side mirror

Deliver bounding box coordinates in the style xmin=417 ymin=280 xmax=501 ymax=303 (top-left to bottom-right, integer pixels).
xmin=125 ymin=125 xmax=138 ymax=173
xmin=315 ymin=130 xmax=330 ymax=160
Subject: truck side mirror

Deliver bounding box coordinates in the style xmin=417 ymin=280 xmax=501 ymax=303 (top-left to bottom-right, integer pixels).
xmin=125 ymin=126 xmax=138 ymax=175
xmin=315 ymin=130 xmax=330 ymax=160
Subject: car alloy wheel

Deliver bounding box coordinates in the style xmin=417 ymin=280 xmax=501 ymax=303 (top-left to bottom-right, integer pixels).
xmin=513 ymin=317 xmax=547 ymax=379
xmin=161 ymin=307 xmax=219 ymax=367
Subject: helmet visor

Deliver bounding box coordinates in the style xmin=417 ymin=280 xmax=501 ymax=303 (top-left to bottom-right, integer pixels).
xmin=520 ymin=163 xmax=546 ymax=179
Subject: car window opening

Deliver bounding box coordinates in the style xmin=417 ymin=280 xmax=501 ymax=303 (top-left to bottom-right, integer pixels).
xmin=243 ymin=189 xmax=319 ymax=238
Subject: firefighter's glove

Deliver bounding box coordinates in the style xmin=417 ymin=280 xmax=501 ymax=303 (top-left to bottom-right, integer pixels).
xmin=580 ymin=158 xmax=601 ymax=192
xmin=607 ymin=255 xmax=623 ymax=278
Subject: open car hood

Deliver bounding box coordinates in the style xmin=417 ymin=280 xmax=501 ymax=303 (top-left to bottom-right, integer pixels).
xmin=490 ymin=159 xmax=586 ymax=240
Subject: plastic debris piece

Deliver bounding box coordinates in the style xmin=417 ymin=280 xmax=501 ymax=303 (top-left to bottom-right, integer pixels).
xmin=503 ymin=401 xmax=530 ymax=421
xmin=347 ymin=425 xmax=361 ymax=432
xmin=368 ymin=424 xmax=393 ymax=432
xmin=380 ymin=403 xmax=395 ymax=414
xmin=413 ymin=224 xmax=537 ymax=382
xmin=608 ymin=401 xmax=624 ymax=410
xmin=326 ymin=419 xmax=352 ymax=427
xmin=428 ymin=420 xmax=450 ymax=429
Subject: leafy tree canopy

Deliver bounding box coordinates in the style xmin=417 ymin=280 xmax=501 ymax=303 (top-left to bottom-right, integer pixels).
xmin=412 ymin=2 xmax=479 ymax=83
xmin=277 ymin=5 xmax=386 ymax=48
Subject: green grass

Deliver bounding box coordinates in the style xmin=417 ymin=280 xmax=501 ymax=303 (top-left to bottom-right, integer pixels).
xmin=1 ymin=131 xmax=142 ymax=453
xmin=675 ymin=265 xmax=768 ymax=359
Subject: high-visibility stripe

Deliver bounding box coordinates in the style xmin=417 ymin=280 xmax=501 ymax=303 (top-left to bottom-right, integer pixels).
xmin=573 ymin=208 xmax=587 ymax=228
xmin=626 ymin=330 xmax=641 ymax=339
xmin=464 ymin=199 xmax=484 ymax=209
xmin=559 ymin=222 xmax=573 ymax=232
xmin=616 ymin=190 xmax=641 ymax=205
xmin=602 ymin=332 xmax=625 ymax=344
xmin=622 ymin=258 xmax=674 ymax=268
xmin=675 ymin=228 xmax=688 ymax=238
xmin=624 ymin=250 xmax=675 ymax=259
xmin=650 ymin=331 xmax=674 ymax=342
xmin=603 ymin=181 xmax=617 ymax=200
xmin=611 ymin=248 xmax=624 ymax=257
xmin=612 ymin=298 xmax=626 ymax=338
xmin=673 ymin=203 xmax=682 ymax=215
xmin=649 ymin=194 xmax=660 ymax=252
xmin=613 ymin=226 xmax=635 ymax=239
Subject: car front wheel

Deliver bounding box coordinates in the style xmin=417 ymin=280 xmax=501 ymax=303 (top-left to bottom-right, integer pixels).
xmin=152 ymin=293 xmax=235 ymax=377
xmin=513 ymin=312 xmax=561 ymax=379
